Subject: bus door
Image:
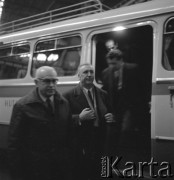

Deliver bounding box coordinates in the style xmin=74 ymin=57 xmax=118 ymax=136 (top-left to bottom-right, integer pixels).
xmin=153 ymin=16 xmax=174 ymax=166
xmin=90 ymin=21 xmax=153 ymax=162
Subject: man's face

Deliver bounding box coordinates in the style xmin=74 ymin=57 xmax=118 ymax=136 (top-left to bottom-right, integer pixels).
xmin=107 ymin=57 xmax=118 ymax=66
xmin=35 ymin=68 xmax=58 ymax=98
xmin=106 ymin=40 xmax=117 ymax=51
xmin=37 ymin=78 xmax=58 ymax=98
xmin=78 ymin=65 xmax=94 ymax=87
xmin=107 ymin=56 xmax=123 ymax=68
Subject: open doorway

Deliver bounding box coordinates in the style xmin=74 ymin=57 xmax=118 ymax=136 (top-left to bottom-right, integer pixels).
xmin=93 ymin=25 xmax=153 ymax=163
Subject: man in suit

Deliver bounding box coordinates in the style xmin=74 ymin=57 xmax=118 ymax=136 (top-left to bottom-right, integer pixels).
xmin=8 ymin=66 xmax=72 ymax=180
xmin=63 ymin=64 xmax=114 ymax=180
xmin=102 ymin=49 xmax=140 ymax=134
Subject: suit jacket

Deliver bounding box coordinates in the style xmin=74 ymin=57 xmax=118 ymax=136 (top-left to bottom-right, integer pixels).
xmin=102 ymin=62 xmax=140 ymax=111
xmin=63 ymin=84 xmax=112 ymax=155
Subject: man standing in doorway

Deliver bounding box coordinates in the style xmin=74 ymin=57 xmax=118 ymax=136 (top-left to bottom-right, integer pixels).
xmin=102 ymin=49 xmax=140 ymax=136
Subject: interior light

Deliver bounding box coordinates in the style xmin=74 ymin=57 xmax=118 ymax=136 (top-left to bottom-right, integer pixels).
xmin=20 ymin=54 xmax=30 ymax=58
xmin=48 ymin=54 xmax=59 ymax=61
xmin=112 ymin=26 xmax=126 ymax=31
xmin=53 ymin=54 xmax=58 ymax=61
xmin=37 ymin=53 xmax=47 ymax=61
xmin=0 ymin=2 xmax=4 ymax=6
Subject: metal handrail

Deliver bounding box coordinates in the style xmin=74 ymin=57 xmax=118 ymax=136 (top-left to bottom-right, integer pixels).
xmin=0 ymin=0 xmax=111 ymax=35
xmin=114 ymin=0 xmax=151 ymax=8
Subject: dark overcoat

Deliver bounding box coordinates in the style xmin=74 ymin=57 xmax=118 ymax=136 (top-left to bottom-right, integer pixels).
xmin=63 ymin=84 xmax=112 ymax=155
xmin=8 ymin=88 xmax=72 ymax=180
xmin=63 ymin=84 xmax=114 ymax=180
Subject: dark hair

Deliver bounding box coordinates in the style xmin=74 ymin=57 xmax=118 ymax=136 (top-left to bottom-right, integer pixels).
xmin=106 ymin=49 xmax=123 ymax=60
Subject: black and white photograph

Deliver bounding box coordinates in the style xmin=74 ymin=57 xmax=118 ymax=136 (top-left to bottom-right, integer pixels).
xmin=0 ymin=0 xmax=174 ymax=179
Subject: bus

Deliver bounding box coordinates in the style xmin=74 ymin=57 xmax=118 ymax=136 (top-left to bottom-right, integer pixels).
xmin=0 ymin=0 xmax=174 ymax=176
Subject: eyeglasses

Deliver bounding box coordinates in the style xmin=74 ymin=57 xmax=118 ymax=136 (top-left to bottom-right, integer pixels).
xmin=38 ymin=78 xmax=58 ymax=84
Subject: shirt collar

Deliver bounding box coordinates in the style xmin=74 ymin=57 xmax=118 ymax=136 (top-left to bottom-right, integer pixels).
xmin=38 ymin=90 xmax=54 ymax=103
xmin=83 ymin=87 xmax=93 ymax=94
xmin=83 ymin=87 xmax=94 ymax=100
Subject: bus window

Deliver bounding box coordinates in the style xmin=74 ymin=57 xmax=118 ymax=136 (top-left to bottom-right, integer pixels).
xmin=13 ymin=44 xmax=30 ymax=54
xmin=0 ymin=44 xmax=30 ymax=79
xmin=56 ymin=36 xmax=81 ymax=48
xmin=162 ymin=17 xmax=174 ymax=70
xmin=165 ymin=18 xmax=174 ymax=32
xmin=0 ymin=47 xmax=11 ymax=57
xmin=32 ymin=35 xmax=81 ymax=77
xmin=36 ymin=39 xmax=55 ymax=52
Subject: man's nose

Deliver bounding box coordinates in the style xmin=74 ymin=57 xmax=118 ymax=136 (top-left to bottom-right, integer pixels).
xmin=49 ymin=81 xmax=56 ymax=86
xmin=87 ymin=71 xmax=93 ymax=76
xmin=50 ymin=82 xmax=54 ymax=85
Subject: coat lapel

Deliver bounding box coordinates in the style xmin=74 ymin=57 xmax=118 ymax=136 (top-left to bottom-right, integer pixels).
xmin=73 ymin=85 xmax=89 ymax=108
xmin=53 ymin=92 xmax=65 ymax=121
xmin=73 ymin=85 xmax=108 ymax=125
xmin=94 ymin=87 xmax=108 ymax=124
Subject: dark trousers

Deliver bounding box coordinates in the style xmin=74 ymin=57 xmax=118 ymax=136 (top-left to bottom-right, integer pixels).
xmin=20 ymin=153 xmax=72 ymax=180
xmin=72 ymin=127 xmax=103 ymax=180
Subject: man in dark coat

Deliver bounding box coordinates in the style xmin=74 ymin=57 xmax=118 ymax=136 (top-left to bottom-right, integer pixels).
xmin=63 ymin=64 xmax=114 ymax=180
xmin=102 ymin=49 xmax=140 ymax=133
xmin=8 ymin=66 xmax=72 ymax=180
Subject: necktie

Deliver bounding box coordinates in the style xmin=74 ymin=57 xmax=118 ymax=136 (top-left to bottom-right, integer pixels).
xmin=88 ymin=90 xmax=94 ymax=107
xmin=88 ymin=90 xmax=99 ymax=127
xmin=46 ymin=98 xmax=53 ymax=114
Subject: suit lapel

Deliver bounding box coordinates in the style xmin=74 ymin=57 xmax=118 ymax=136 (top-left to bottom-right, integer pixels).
xmin=54 ymin=93 xmax=62 ymax=120
xmin=94 ymin=87 xmax=108 ymax=123
xmin=73 ymin=85 xmax=89 ymax=108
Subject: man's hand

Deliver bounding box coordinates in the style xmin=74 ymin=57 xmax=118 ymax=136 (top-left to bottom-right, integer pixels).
xmin=104 ymin=113 xmax=115 ymax=123
xmin=79 ymin=108 xmax=96 ymax=121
